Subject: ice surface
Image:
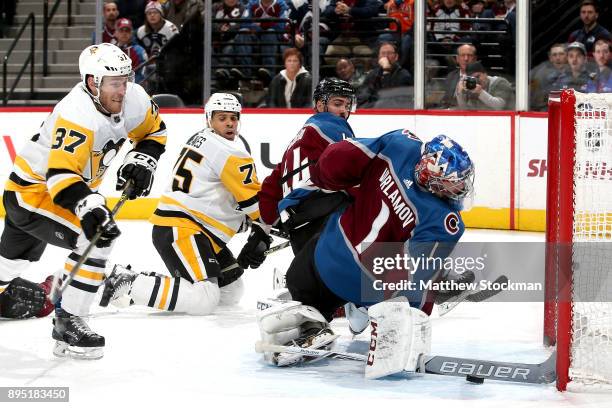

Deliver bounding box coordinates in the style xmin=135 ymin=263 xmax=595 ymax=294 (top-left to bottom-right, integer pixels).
xmin=1 ymin=221 xmax=611 ymax=407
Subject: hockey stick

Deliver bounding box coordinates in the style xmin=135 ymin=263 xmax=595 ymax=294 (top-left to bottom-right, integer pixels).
xmin=254 ymin=341 xmax=367 ymax=362
xmin=265 ymin=240 xmax=291 ymax=255
xmin=254 ymin=341 xmax=557 ymax=384
xmin=219 ymin=241 xmax=292 ymax=274
xmin=48 ymin=183 xmax=133 ymax=304
xmin=437 ymin=275 xmax=509 ymax=316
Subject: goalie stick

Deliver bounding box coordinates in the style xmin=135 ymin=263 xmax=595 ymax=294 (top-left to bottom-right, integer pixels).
xmin=48 ymin=182 xmax=133 ymax=304
xmin=254 ymin=341 xmax=557 ymax=384
xmin=437 ymin=274 xmax=509 ymax=316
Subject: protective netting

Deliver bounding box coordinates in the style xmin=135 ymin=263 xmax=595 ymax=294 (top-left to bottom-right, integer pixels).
xmin=571 ymin=92 xmax=612 ymax=385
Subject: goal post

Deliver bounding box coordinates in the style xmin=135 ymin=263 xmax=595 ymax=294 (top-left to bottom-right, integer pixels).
xmin=545 ymin=89 xmax=612 ymax=391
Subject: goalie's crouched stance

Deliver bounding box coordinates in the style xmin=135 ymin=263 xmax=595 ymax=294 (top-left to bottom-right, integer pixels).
xmin=256 ymin=130 xmax=473 ymax=369
xmin=256 ymin=297 xmax=432 ymax=377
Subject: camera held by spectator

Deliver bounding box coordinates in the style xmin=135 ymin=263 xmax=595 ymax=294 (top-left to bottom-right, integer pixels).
xmin=456 ymin=61 xmax=513 ymax=110
xmin=464 ymin=76 xmax=478 ymax=91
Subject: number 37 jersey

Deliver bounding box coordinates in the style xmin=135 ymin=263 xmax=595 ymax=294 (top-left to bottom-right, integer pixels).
xmin=150 ymin=128 xmax=261 ymax=248
xmin=6 ymin=82 xmax=167 ymax=204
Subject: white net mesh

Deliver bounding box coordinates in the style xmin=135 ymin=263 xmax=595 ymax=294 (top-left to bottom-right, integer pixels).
xmin=571 ymin=92 xmax=612 ymax=385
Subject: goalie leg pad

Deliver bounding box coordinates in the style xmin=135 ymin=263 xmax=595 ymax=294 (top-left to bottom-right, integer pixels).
xmin=365 ymin=297 xmax=431 ymax=379
xmin=257 ymin=300 xmax=334 ymax=365
xmin=258 ymin=301 xmax=327 ymax=334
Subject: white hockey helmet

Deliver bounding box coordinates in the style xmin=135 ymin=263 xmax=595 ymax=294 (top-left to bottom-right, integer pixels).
xmin=205 ymin=93 xmax=242 ymax=126
xmin=79 ymin=43 xmax=133 ymax=89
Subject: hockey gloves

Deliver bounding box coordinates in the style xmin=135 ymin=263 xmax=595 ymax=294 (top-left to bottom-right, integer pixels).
xmin=75 ymin=193 xmax=121 ymax=247
xmin=0 ymin=277 xmax=47 ymax=318
xmin=237 ymin=224 xmax=273 ymax=269
xmin=116 ymin=150 xmax=157 ymax=200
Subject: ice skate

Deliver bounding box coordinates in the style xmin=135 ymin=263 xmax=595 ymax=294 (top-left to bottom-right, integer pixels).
xmin=52 ymin=308 xmax=104 ymax=360
xmin=274 ymin=324 xmax=339 ymax=367
xmin=345 ymin=303 xmax=370 ymax=335
xmin=100 ymin=264 xmax=137 ymax=308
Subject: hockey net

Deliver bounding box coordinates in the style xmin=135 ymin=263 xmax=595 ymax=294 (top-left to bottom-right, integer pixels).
xmin=545 ymin=90 xmax=612 ymax=391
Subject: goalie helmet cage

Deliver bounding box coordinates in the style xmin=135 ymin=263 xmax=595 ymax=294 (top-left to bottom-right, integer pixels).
xmin=545 ymin=89 xmax=612 ymax=391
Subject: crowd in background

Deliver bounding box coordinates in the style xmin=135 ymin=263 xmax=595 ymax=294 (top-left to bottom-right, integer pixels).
xmin=69 ymin=0 xmax=612 ymax=109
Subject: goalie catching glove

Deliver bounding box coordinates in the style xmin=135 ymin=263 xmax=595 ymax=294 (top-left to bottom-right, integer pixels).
xmin=237 ymin=223 xmax=272 ymax=269
xmin=74 ymin=193 xmax=121 ymax=247
xmin=116 ymin=150 xmax=157 ymax=199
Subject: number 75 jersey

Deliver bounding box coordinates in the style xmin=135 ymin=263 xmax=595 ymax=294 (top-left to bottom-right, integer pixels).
xmin=150 ymin=128 xmax=261 ymax=247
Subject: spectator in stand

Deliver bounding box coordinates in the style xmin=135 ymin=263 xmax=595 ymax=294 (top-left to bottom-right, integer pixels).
xmin=468 ymin=0 xmax=495 ymax=32
xmin=137 ymin=1 xmax=178 ymax=59
xmin=266 ymin=48 xmax=312 ymax=108
xmin=115 ymin=18 xmax=148 ymax=84
xmin=335 ymin=57 xmax=366 ymax=89
xmin=568 ymin=0 xmax=611 ymax=57
xmin=529 ymin=43 xmax=567 ymax=111
xmin=232 ymin=0 xmax=291 ymax=81
xmin=93 ymin=1 xmax=119 ymax=44
xmin=586 ymin=39 xmax=612 ymax=93
xmin=212 ymin=0 xmax=246 ymax=87
xmin=377 ymin=0 xmax=414 ymax=70
xmin=440 ymin=43 xmax=477 ymax=108
xmin=116 ymin=0 xmax=148 ymax=29
xmin=289 ymin=0 xmax=333 ymax=66
xmin=323 ymin=0 xmax=382 ymax=65
xmin=504 ymin=0 xmax=515 ymax=39
xmin=0 ymin=0 xmax=17 ymax=38
xmin=554 ymin=42 xmax=589 ymax=93
xmin=163 ymin=0 xmax=205 ymax=29
xmin=430 ymin=0 xmax=470 ymax=42
xmin=456 ymin=61 xmax=513 ymax=110
xmin=357 ymin=42 xmax=412 ymax=108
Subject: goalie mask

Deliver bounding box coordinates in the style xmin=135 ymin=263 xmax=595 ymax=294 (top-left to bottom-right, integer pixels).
xmin=313 ymin=78 xmax=356 ymax=116
xmin=79 ymin=43 xmax=133 ymax=113
xmin=205 ymin=93 xmax=242 ymax=128
xmin=414 ymin=135 xmax=474 ymax=203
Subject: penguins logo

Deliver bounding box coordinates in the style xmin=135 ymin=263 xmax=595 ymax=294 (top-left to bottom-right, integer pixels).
xmin=91 ymin=138 xmax=125 ymax=181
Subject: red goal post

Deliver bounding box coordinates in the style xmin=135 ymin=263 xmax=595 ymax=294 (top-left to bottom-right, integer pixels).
xmin=545 ymin=89 xmax=612 ymax=391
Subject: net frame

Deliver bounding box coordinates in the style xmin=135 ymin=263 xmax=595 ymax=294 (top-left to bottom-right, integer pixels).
xmin=545 ymin=89 xmax=612 ymax=391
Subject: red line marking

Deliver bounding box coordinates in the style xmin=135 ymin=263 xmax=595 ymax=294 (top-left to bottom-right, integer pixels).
xmin=3 ymin=135 xmax=17 ymax=163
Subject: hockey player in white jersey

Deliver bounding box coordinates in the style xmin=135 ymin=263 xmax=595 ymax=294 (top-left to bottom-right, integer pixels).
xmin=0 ymin=43 xmax=167 ymax=359
xmin=100 ymin=93 xmax=271 ymax=315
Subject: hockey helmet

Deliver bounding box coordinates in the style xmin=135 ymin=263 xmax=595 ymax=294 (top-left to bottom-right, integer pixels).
xmin=312 ymin=77 xmax=356 ymax=113
xmin=79 ymin=43 xmax=133 ymax=89
xmin=205 ymin=93 xmax=242 ymax=126
xmin=414 ymin=135 xmax=474 ymax=202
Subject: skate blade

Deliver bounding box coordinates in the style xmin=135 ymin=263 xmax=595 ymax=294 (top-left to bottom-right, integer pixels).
xmin=53 ymin=341 xmax=104 ymax=360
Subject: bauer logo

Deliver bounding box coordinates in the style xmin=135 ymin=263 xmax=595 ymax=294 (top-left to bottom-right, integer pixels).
xmin=439 ymin=360 xmax=531 ymax=380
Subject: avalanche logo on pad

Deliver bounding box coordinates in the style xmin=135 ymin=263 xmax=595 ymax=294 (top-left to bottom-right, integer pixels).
xmin=444 ymin=213 xmax=460 ymax=235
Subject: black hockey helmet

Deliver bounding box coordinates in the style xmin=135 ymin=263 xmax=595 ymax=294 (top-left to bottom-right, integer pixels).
xmin=312 ymin=77 xmax=356 ymax=114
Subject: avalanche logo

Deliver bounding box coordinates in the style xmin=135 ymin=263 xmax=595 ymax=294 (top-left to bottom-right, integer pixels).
xmin=444 ymin=213 xmax=460 ymax=235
